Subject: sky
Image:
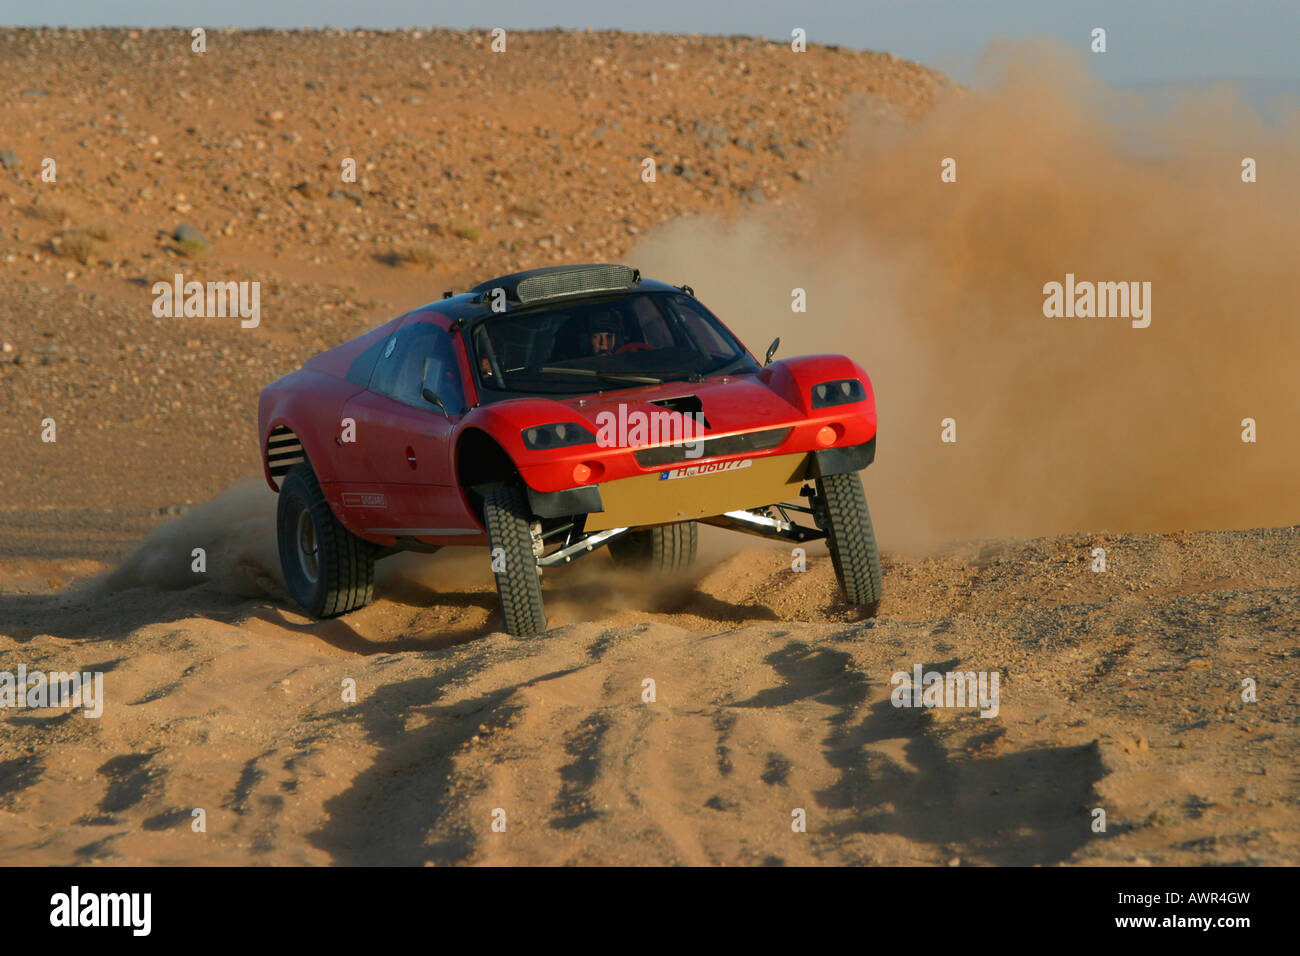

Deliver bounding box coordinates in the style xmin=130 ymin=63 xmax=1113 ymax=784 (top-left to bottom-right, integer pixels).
xmin=1 ymin=0 xmax=1297 ymax=89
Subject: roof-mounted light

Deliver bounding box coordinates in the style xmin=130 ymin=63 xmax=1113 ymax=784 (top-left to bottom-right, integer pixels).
xmin=515 ymin=264 xmax=638 ymax=304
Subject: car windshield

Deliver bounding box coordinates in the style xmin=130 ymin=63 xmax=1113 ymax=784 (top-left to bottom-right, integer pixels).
xmin=471 ymin=291 xmax=759 ymax=396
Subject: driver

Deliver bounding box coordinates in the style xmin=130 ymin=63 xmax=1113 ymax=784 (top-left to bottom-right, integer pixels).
xmin=586 ymin=312 xmax=621 ymax=356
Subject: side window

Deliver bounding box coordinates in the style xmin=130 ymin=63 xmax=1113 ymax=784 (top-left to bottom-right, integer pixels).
xmin=367 ymin=332 xmax=404 ymax=396
xmin=346 ymin=334 xmax=389 ymax=386
xmin=379 ymin=322 xmax=466 ymax=414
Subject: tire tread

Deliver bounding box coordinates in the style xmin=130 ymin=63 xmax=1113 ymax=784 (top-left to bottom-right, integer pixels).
xmin=483 ymin=485 xmax=547 ymax=636
xmin=609 ymin=521 xmax=698 ymax=573
xmin=278 ymin=463 xmax=374 ymax=618
xmin=818 ymin=471 xmax=883 ymax=610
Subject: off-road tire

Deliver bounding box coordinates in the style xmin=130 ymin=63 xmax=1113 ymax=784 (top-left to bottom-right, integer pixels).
xmin=483 ymin=485 xmax=547 ymax=636
xmin=817 ymin=471 xmax=883 ymax=612
xmin=277 ymin=463 xmax=375 ymax=617
xmin=607 ymin=521 xmax=698 ymax=573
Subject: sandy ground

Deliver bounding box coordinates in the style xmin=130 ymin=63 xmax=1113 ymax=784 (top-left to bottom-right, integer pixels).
xmin=2 ymin=495 xmax=1297 ymax=865
xmin=0 ymin=29 xmax=1296 ymax=866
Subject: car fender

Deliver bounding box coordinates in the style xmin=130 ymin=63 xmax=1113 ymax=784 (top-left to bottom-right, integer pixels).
xmin=258 ymin=370 xmax=364 ymax=490
xmin=758 ymin=355 xmax=876 ymax=424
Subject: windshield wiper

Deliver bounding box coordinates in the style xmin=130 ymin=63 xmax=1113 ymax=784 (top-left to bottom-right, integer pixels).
xmin=537 ymin=367 xmax=666 ymax=385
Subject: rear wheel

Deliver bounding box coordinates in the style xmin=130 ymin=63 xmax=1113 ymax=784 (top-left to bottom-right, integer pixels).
xmin=816 ymin=471 xmax=883 ymax=612
xmin=483 ymin=485 xmax=547 ymax=636
xmin=277 ymin=463 xmax=375 ymax=617
xmin=608 ymin=521 xmax=698 ymax=573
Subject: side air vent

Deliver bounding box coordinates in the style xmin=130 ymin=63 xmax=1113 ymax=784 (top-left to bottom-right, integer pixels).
xmin=634 ymin=427 xmax=792 ymax=468
xmin=267 ymin=426 xmax=305 ymax=485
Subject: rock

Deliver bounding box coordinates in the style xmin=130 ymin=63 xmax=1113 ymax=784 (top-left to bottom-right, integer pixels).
xmin=0 ymin=150 xmax=20 ymax=170
xmin=767 ymin=138 xmax=788 ymax=158
xmin=732 ymin=136 xmax=756 ymax=153
xmin=692 ymin=120 xmax=727 ymax=145
xmin=173 ymin=224 xmax=208 ymax=244
xmin=21 ymin=88 xmax=48 ymax=98
xmin=740 ymin=187 xmax=765 ymax=203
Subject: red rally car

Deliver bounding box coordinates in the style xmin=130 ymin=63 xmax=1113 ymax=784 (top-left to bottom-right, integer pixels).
xmin=258 ymin=264 xmax=882 ymax=636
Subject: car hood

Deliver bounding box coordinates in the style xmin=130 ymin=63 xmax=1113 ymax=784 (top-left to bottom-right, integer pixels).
xmin=547 ymin=374 xmax=803 ymax=437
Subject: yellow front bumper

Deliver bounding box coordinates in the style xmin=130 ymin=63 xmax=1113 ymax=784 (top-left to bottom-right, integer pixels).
xmin=584 ymin=452 xmax=813 ymax=531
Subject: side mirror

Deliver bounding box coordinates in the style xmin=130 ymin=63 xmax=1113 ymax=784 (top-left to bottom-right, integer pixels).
xmin=421 ymin=385 xmax=448 ymax=415
xmin=421 ymin=358 xmax=451 ymax=416
xmin=764 ymin=337 xmax=781 ymax=366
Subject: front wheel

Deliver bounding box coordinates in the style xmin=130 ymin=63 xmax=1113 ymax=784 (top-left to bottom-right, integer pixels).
xmin=483 ymin=485 xmax=548 ymax=636
xmin=816 ymin=471 xmax=883 ymax=612
xmin=277 ymin=463 xmax=375 ymax=617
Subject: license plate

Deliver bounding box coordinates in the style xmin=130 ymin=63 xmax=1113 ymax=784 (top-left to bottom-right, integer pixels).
xmin=659 ymin=459 xmax=754 ymax=480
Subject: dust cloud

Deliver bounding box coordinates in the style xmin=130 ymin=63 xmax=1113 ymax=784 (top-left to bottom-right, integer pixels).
xmin=102 ymin=479 xmax=283 ymax=597
xmin=632 ymin=41 xmax=1300 ymax=548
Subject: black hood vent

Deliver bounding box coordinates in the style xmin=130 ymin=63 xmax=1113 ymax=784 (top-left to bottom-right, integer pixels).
xmin=650 ymin=394 xmax=710 ymax=429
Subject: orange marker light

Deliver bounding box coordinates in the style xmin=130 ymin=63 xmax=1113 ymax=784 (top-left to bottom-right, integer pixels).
xmin=572 ymin=463 xmax=592 ymax=483
xmin=816 ymin=425 xmax=838 ymax=447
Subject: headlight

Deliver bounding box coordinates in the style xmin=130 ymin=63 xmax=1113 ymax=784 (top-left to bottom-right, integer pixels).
xmin=811 ymin=379 xmax=865 ymax=408
xmin=521 ymin=422 xmax=598 ymax=450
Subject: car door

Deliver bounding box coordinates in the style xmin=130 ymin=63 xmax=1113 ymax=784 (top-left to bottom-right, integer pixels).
xmin=339 ymin=316 xmax=471 ymax=538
